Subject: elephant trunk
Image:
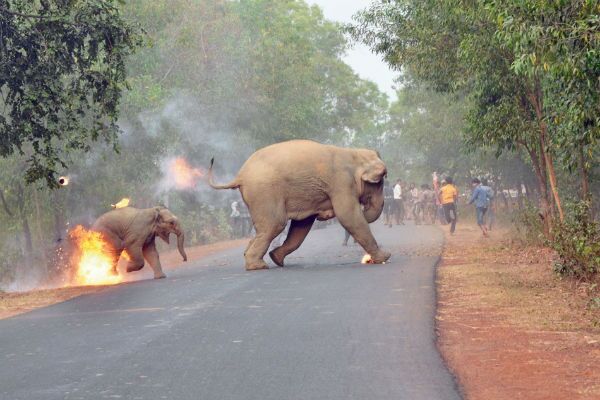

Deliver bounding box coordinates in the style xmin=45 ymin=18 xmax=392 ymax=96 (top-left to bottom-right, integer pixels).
xmin=362 ymin=183 xmax=385 ymax=223
xmin=175 ymin=223 xmax=187 ymax=261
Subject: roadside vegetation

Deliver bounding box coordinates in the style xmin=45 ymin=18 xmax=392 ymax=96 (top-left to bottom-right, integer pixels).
xmin=350 ymin=0 xmax=600 ymax=286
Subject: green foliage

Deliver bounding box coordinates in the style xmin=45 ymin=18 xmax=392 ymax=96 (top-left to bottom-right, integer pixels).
xmin=511 ymin=202 xmax=546 ymax=246
xmin=0 ymin=0 xmax=143 ymax=187
xmin=552 ymin=201 xmax=600 ymax=280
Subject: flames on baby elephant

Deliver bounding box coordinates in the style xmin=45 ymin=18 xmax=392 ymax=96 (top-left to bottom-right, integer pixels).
xmin=169 ymin=157 xmax=204 ymax=190
xmin=68 ymin=225 xmax=123 ymax=286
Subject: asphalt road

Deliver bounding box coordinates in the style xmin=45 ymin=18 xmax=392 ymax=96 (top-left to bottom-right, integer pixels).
xmin=0 ymin=221 xmax=461 ymax=400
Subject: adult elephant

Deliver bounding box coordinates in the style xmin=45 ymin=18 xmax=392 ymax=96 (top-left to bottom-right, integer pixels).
xmin=92 ymin=206 xmax=187 ymax=279
xmin=208 ymin=140 xmax=390 ymax=270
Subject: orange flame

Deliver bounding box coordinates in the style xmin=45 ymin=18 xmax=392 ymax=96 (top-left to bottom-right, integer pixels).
xmin=112 ymin=198 xmax=130 ymax=209
xmin=169 ymin=157 xmax=204 ymax=189
xmin=69 ymin=225 xmax=123 ymax=286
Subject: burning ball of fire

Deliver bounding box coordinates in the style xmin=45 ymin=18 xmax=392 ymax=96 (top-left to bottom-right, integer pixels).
xmin=69 ymin=225 xmax=123 ymax=286
xmin=112 ymin=198 xmax=130 ymax=209
xmin=58 ymin=176 xmax=70 ymax=186
xmin=361 ymin=254 xmax=386 ymax=265
xmin=169 ymin=157 xmax=204 ymax=190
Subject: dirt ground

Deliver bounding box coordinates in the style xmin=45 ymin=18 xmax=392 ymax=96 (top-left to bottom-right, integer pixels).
xmin=437 ymin=223 xmax=600 ymax=400
xmin=0 ymin=238 xmax=248 ymax=320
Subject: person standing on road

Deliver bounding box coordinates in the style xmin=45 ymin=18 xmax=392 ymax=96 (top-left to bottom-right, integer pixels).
xmin=383 ymin=180 xmax=394 ymax=227
xmin=421 ymin=184 xmax=436 ymax=224
xmin=439 ymin=177 xmax=458 ymax=234
xmin=468 ymin=178 xmax=492 ymax=237
xmin=393 ymin=179 xmax=405 ymax=225
xmin=412 ymin=185 xmax=425 ymax=225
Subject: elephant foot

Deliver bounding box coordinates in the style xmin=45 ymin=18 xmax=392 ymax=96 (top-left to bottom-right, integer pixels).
xmin=154 ymin=272 xmax=166 ymax=279
xmin=245 ymin=260 xmax=269 ymax=271
xmin=126 ymin=264 xmax=144 ymax=273
xmin=370 ymin=250 xmax=391 ymax=264
xmin=269 ymin=249 xmax=285 ymax=267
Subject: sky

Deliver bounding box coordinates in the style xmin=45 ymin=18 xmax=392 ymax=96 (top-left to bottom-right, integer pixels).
xmin=309 ymin=0 xmax=398 ymax=100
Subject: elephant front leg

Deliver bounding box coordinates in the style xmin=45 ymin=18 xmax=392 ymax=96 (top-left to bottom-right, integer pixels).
xmin=333 ymin=198 xmax=391 ymax=264
xmin=142 ymin=240 xmax=166 ymax=279
xmin=269 ymin=216 xmax=316 ymax=267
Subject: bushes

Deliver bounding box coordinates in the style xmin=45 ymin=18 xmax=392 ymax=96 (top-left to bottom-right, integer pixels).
xmin=551 ymin=202 xmax=600 ymax=280
xmin=511 ymin=202 xmax=546 ymax=246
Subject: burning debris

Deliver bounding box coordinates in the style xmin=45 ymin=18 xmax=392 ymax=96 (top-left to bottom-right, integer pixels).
xmin=58 ymin=176 xmax=70 ymax=186
xmin=168 ymin=157 xmax=204 ymax=190
xmin=68 ymin=225 xmax=123 ymax=286
xmin=361 ymin=254 xmax=386 ymax=265
xmin=112 ymin=198 xmax=130 ymax=209
xmin=361 ymin=254 xmax=374 ymax=264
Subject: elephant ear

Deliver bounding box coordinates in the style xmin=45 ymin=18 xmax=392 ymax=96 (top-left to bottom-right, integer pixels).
xmin=154 ymin=207 xmax=171 ymax=244
xmin=361 ymin=160 xmax=386 ymax=183
xmin=355 ymin=160 xmax=386 ymax=197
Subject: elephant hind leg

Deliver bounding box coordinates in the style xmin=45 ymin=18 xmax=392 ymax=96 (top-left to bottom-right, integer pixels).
xmin=244 ymin=219 xmax=287 ymax=271
xmin=124 ymin=245 xmax=145 ymax=273
xmin=269 ymin=216 xmax=316 ymax=267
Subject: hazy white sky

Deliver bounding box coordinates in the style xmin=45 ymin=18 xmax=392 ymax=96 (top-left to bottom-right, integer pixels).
xmin=309 ymin=0 xmax=398 ymax=99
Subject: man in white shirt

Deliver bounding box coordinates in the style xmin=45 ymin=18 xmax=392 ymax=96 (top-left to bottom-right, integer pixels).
xmin=393 ymin=179 xmax=405 ymax=225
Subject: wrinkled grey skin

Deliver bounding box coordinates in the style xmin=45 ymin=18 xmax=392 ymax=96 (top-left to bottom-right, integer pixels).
xmin=92 ymin=206 xmax=187 ymax=279
xmin=208 ymin=140 xmax=390 ymax=270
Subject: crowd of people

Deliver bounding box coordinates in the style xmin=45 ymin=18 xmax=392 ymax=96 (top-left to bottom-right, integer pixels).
xmin=382 ymin=176 xmax=495 ymax=237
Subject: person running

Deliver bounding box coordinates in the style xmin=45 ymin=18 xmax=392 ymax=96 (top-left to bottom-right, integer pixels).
xmin=439 ymin=177 xmax=458 ymax=234
xmin=468 ymin=178 xmax=492 ymax=237
xmin=393 ymin=179 xmax=405 ymax=225
xmin=383 ymin=180 xmax=394 ymax=227
xmin=481 ymin=178 xmax=495 ymax=231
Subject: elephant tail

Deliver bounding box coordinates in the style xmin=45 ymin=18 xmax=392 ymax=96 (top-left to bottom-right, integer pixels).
xmin=207 ymin=158 xmax=240 ymax=190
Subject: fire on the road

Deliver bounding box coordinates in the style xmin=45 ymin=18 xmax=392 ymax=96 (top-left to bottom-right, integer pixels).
xmin=169 ymin=157 xmax=204 ymax=189
xmin=69 ymin=225 xmax=123 ymax=286
xmin=361 ymin=254 xmax=386 ymax=264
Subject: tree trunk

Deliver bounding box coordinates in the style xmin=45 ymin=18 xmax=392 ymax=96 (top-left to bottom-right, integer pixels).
xmin=16 ymin=184 xmax=33 ymax=266
xmin=528 ymin=81 xmax=564 ymax=222
xmin=522 ymin=142 xmax=552 ymax=237
xmin=579 ymin=144 xmax=590 ymax=201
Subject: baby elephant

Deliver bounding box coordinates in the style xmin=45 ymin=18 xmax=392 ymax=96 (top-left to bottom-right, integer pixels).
xmin=92 ymin=206 xmax=187 ymax=279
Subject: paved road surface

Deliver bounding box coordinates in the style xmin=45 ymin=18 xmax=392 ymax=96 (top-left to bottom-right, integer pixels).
xmin=0 ymin=222 xmax=461 ymax=400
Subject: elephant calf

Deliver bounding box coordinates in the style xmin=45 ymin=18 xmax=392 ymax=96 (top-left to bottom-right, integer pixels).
xmin=92 ymin=206 xmax=187 ymax=279
xmin=208 ymin=139 xmax=391 ymax=270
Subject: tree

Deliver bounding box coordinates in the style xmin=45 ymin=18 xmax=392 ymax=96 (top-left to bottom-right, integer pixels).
xmin=349 ymin=0 xmax=600 ymax=233
xmin=0 ymin=0 xmax=142 ymax=187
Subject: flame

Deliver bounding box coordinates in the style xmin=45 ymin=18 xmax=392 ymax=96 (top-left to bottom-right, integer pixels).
xmin=361 ymin=254 xmax=373 ymax=264
xmin=69 ymin=225 xmax=123 ymax=286
xmin=112 ymin=198 xmax=130 ymax=209
xmin=169 ymin=157 xmax=204 ymax=189
xmin=58 ymin=176 xmax=70 ymax=186
xmin=361 ymin=254 xmax=386 ymax=264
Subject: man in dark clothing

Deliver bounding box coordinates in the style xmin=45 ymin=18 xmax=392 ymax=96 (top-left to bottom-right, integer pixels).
xmin=383 ymin=180 xmax=394 ymax=227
